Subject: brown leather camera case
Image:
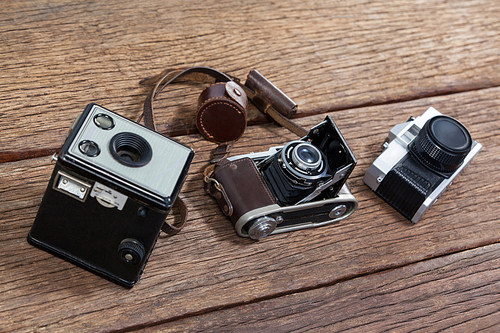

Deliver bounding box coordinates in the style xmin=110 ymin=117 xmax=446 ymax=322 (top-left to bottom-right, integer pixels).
xmin=206 ymin=158 xmax=277 ymax=225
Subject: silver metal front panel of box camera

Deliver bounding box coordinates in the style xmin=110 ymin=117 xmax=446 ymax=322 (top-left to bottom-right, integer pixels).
xmin=68 ymin=105 xmax=192 ymax=198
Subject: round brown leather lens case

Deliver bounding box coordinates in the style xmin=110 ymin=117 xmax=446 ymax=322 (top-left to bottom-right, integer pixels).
xmin=197 ymin=81 xmax=248 ymax=143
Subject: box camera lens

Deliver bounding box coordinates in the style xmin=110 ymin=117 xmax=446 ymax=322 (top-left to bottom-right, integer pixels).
xmin=109 ymin=132 xmax=153 ymax=167
xmin=28 ymin=103 xmax=194 ymax=287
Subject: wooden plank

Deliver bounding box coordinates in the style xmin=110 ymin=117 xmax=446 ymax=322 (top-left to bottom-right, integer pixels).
xmin=148 ymin=243 xmax=500 ymax=332
xmin=2 ymin=0 xmax=500 ymax=157
xmin=0 ymin=87 xmax=498 ymax=332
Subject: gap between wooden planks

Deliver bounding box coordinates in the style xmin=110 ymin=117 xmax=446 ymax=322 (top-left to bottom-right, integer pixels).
xmin=2 ymin=0 xmax=500 ymax=156
xmin=0 ymin=87 xmax=498 ymax=332
xmin=139 ymin=243 xmax=500 ymax=333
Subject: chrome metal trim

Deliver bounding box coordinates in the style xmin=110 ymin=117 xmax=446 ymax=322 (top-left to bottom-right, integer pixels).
xmin=234 ymin=183 xmax=358 ymax=237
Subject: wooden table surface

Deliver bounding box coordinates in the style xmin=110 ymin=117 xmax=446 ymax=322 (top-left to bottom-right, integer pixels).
xmin=1 ymin=1 xmax=499 ymax=332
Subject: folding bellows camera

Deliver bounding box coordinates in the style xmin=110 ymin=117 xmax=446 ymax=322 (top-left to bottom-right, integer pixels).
xmin=211 ymin=116 xmax=358 ymax=240
xmin=28 ymin=103 xmax=194 ymax=287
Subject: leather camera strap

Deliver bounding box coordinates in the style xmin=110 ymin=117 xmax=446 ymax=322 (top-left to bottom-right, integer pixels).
xmin=139 ymin=66 xmax=234 ymax=131
xmin=139 ymin=66 xmax=308 ymax=235
xmin=241 ymin=69 xmax=308 ymax=138
xmin=160 ymin=195 xmax=188 ymax=235
xmin=139 ymin=66 xmax=239 ymax=236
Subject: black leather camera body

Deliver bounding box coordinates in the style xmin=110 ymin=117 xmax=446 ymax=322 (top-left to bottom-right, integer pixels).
xmin=28 ymin=103 xmax=194 ymax=287
xmin=206 ymin=116 xmax=358 ymax=240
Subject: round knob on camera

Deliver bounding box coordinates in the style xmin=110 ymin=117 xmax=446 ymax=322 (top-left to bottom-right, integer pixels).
xmin=118 ymin=238 xmax=145 ymax=265
xmin=248 ymin=216 xmax=277 ymax=240
xmin=410 ymin=115 xmax=472 ymax=174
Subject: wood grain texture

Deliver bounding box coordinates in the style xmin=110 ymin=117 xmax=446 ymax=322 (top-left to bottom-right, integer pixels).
xmin=1 ymin=0 xmax=500 ymax=156
xmin=1 ymin=87 xmax=498 ymax=332
xmin=147 ymin=243 xmax=500 ymax=332
xmin=2 ymin=0 xmax=500 ymax=331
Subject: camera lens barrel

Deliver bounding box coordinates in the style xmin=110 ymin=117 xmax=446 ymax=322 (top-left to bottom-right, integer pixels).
xmin=291 ymin=142 xmax=322 ymax=171
xmin=109 ymin=132 xmax=153 ymax=167
xmin=280 ymin=141 xmax=328 ymax=183
xmin=410 ymin=115 xmax=472 ymax=173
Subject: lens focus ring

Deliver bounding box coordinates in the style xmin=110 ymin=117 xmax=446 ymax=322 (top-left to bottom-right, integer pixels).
xmin=280 ymin=141 xmax=328 ymax=183
xmin=291 ymin=143 xmax=322 ymax=171
xmin=410 ymin=115 xmax=472 ymax=173
xmin=109 ymin=132 xmax=153 ymax=167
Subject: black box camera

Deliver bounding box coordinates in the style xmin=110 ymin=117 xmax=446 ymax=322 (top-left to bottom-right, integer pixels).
xmin=28 ymin=103 xmax=194 ymax=287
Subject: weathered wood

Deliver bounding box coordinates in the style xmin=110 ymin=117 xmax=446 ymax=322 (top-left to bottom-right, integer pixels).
xmin=2 ymin=0 xmax=500 ymax=331
xmin=1 ymin=0 xmax=500 ymax=158
xmin=0 ymin=87 xmax=498 ymax=332
xmin=146 ymin=243 xmax=500 ymax=332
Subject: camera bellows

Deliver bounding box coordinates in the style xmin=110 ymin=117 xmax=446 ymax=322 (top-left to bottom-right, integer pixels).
xmin=110 ymin=132 xmax=153 ymax=167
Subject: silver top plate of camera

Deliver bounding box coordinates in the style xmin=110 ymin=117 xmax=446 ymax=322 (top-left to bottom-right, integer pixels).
xmin=67 ymin=105 xmax=193 ymax=199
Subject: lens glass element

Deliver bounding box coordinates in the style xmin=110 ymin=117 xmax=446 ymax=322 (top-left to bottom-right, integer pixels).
xmin=428 ymin=116 xmax=471 ymax=152
xmin=78 ymin=140 xmax=100 ymax=157
xmin=297 ymin=145 xmax=320 ymax=164
xmin=93 ymin=113 xmax=115 ymax=130
xmin=110 ymin=132 xmax=152 ymax=167
xmin=292 ymin=142 xmax=322 ymax=171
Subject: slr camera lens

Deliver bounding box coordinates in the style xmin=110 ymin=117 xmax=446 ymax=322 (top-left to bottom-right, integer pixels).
xmin=410 ymin=115 xmax=472 ymax=174
xmin=110 ymin=132 xmax=153 ymax=167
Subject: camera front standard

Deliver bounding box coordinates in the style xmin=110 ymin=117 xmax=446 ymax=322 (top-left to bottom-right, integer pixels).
xmin=28 ymin=103 xmax=194 ymax=287
xmin=363 ymin=107 xmax=482 ymax=223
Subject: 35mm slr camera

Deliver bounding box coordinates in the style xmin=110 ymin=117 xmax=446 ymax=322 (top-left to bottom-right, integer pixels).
xmin=28 ymin=103 xmax=194 ymax=287
xmin=364 ymin=107 xmax=482 ymax=223
xmin=207 ymin=116 xmax=358 ymax=239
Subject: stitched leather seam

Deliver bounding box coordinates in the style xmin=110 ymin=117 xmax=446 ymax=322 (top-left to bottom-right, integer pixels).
xmin=200 ymin=82 xmax=247 ymax=111
xmin=202 ymin=96 xmax=245 ymax=111
xmin=198 ymin=82 xmax=226 ymax=108
xmin=200 ymin=96 xmax=245 ymax=114
xmin=198 ymin=101 xmax=245 ymax=140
